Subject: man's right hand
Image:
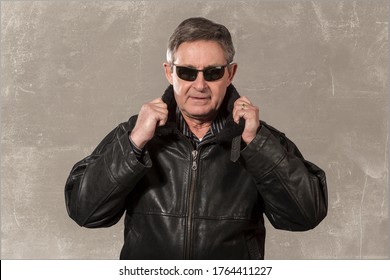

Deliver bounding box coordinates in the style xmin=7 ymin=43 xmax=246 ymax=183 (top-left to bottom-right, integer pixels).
xmin=129 ymin=98 xmax=168 ymax=149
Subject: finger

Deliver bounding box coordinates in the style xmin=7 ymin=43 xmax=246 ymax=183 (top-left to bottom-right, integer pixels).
xmin=233 ymin=106 xmax=247 ymax=123
xmin=157 ymin=116 xmax=168 ymax=127
xmin=150 ymin=98 xmax=168 ymax=110
xmin=155 ymin=107 xmax=169 ymax=126
xmin=233 ymin=106 xmax=243 ymax=124
xmin=150 ymin=97 xmax=164 ymax=104
xmin=233 ymin=100 xmax=249 ymax=123
xmin=234 ymin=97 xmax=251 ymax=108
xmin=141 ymin=99 xmax=167 ymax=115
xmin=234 ymin=104 xmax=259 ymax=125
xmin=150 ymin=105 xmax=168 ymax=115
xmin=234 ymin=98 xmax=251 ymax=113
xmin=239 ymin=96 xmax=252 ymax=105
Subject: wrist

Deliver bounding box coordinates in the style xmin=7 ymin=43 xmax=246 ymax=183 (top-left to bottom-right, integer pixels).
xmin=129 ymin=130 xmax=148 ymax=149
xmin=242 ymin=125 xmax=260 ymax=145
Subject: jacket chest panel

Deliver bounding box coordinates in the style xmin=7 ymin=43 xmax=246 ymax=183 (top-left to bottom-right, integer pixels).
xmin=128 ymin=139 xmax=261 ymax=220
xmin=192 ymin=146 xmax=260 ymax=219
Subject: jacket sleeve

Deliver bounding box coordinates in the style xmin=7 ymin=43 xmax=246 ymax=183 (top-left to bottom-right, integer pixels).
xmin=64 ymin=117 xmax=151 ymax=228
xmin=240 ymin=122 xmax=328 ymax=231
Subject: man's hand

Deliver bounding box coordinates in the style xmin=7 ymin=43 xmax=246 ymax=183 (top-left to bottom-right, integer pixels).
xmin=130 ymin=98 xmax=168 ymax=149
xmin=233 ymin=96 xmax=260 ymax=145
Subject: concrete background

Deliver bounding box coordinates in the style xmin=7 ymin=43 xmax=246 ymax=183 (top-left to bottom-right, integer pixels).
xmin=1 ymin=0 xmax=388 ymax=259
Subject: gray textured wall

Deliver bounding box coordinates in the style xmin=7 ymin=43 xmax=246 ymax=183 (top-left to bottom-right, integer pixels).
xmin=1 ymin=0 xmax=388 ymax=259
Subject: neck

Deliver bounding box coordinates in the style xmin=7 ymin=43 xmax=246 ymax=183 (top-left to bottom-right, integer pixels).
xmin=182 ymin=113 xmax=214 ymax=140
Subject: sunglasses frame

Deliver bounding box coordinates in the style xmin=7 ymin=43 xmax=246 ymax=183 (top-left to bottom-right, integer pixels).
xmin=171 ymin=63 xmax=233 ymax=82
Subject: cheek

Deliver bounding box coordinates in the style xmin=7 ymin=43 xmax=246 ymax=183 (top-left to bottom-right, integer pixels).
xmin=211 ymin=85 xmax=228 ymax=104
xmin=172 ymin=82 xmax=190 ymax=106
xmin=173 ymin=79 xmax=191 ymax=96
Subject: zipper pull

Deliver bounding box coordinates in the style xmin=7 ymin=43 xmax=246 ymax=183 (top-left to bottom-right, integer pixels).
xmin=191 ymin=150 xmax=198 ymax=171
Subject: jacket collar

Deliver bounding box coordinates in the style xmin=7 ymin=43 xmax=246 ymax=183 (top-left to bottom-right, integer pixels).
xmin=157 ymin=84 xmax=244 ymax=144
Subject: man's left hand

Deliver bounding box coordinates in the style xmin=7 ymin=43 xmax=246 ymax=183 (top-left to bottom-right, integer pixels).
xmin=233 ymin=96 xmax=260 ymax=145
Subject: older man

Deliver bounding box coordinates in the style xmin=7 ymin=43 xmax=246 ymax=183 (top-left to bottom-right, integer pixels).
xmin=65 ymin=17 xmax=328 ymax=259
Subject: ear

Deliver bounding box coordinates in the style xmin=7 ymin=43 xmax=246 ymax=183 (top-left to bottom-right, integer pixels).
xmin=226 ymin=63 xmax=238 ymax=85
xmin=163 ymin=63 xmax=173 ymax=85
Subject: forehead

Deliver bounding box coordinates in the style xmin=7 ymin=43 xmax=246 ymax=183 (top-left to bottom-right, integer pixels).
xmin=174 ymin=40 xmax=226 ymax=65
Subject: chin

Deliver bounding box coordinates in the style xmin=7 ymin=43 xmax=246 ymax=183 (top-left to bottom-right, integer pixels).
xmin=187 ymin=110 xmax=216 ymax=121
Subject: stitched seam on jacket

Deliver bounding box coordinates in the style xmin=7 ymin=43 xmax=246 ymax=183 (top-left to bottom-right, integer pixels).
xmin=272 ymin=167 xmax=311 ymax=226
xmin=130 ymin=211 xmax=185 ymax=218
xmin=82 ymin=183 xmax=122 ymax=226
xmin=115 ymin=132 xmax=137 ymax=175
xmin=95 ymin=126 xmax=121 ymax=154
xmin=129 ymin=211 xmax=256 ymax=221
xmin=194 ymin=216 xmax=256 ymax=221
xmin=80 ymin=158 xmax=121 ymax=226
xmin=76 ymin=124 xmax=122 ymax=222
xmin=254 ymin=151 xmax=287 ymax=181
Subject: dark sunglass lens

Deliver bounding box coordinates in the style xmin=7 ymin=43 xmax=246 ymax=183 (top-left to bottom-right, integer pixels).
xmin=204 ymin=67 xmax=225 ymax=81
xmin=175 ymin=65 xmax=227 ymax=81
xmin=176 ymin=67 xmax=197 ymax=81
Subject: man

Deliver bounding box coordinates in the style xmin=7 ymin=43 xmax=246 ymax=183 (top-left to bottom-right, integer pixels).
xmin=65 ymin=17 xmax=328 ymax=259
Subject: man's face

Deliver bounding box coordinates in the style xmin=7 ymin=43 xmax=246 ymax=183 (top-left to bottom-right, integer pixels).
xmin=164 ymin=40 xmax=237 ymax=122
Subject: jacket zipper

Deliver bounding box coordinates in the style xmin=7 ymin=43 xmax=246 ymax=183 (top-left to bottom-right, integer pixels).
xmin=185 ymin=149 xmax=198 ymax=259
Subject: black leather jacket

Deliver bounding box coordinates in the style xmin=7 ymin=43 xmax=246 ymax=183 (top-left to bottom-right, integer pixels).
xmin=65 ymin=85 xmax=328 ymax=259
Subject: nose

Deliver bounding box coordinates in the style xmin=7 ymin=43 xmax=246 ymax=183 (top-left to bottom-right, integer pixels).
xmin=192 ymin=72 xmax=207 ymax=91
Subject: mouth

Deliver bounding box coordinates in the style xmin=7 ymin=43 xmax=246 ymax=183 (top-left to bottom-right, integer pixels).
xmin=188 ymin=96 xmax=211 ymax=105
xmin=189 ymin=95 xmax=210 ymax=101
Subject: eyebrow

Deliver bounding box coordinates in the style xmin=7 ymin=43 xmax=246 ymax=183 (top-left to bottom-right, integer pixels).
xmin=176 ymin=64 xmax=224 ymax=69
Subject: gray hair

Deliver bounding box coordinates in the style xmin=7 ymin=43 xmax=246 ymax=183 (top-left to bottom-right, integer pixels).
xmin=166 ymin=17 xmax=235 ymax=64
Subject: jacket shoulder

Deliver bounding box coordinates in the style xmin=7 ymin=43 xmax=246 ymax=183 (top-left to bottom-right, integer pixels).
xmin=119 ymin=115 xmax=138 ymax=132
xmin=260 ymin=120 xmax=286 ymax=137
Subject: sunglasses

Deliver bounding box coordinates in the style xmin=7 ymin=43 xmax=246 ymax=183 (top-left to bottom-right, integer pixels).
xmin=172 ymin=63 xmax=231 ymax=82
